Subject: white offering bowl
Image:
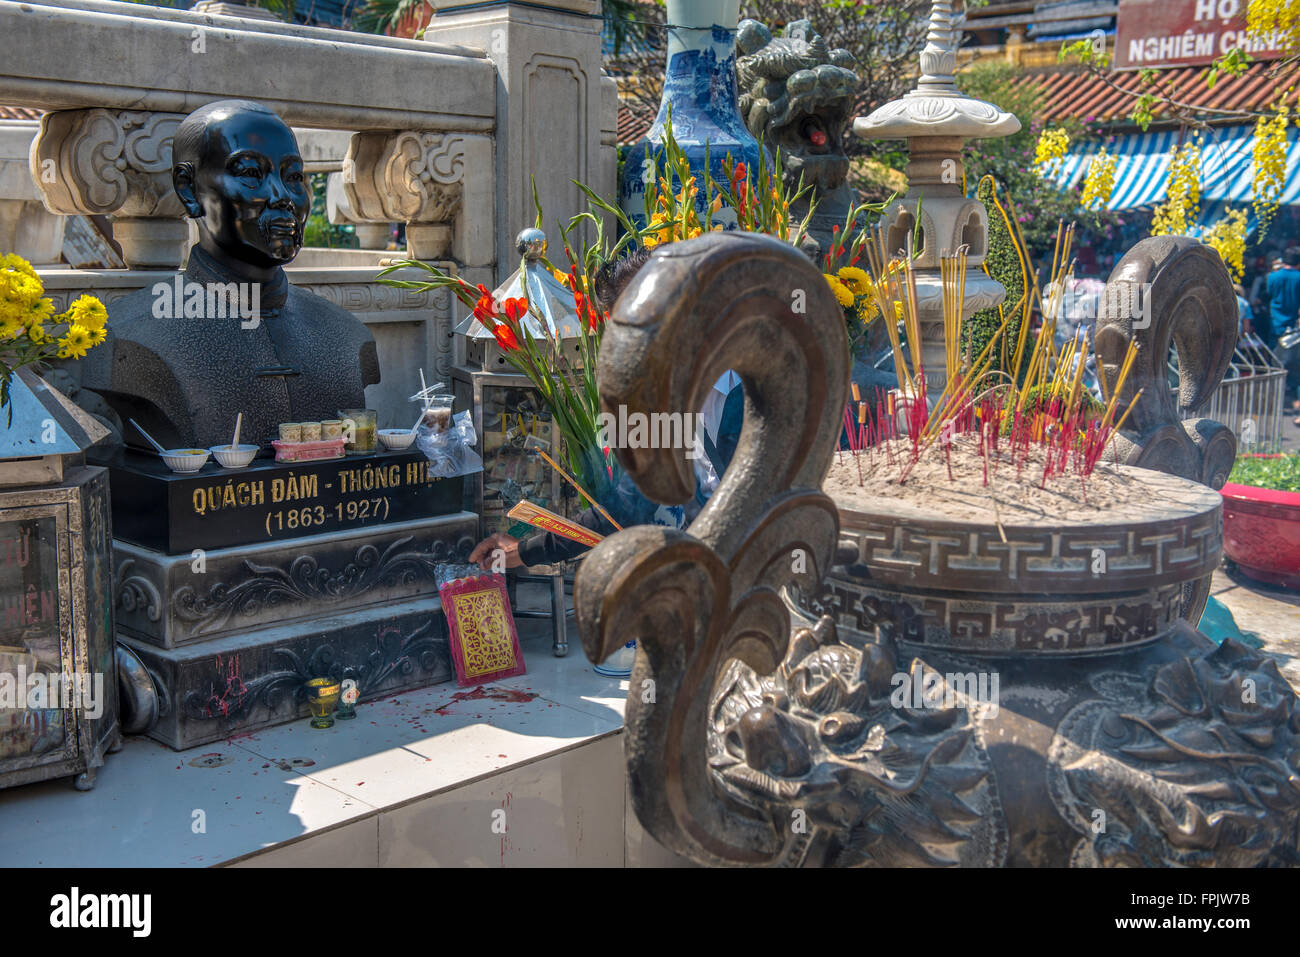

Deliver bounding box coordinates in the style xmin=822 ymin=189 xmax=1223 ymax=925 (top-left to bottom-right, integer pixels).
xmin=161 ymin=448 xmax=210 ymax=472
xmin=210 ymin=443 xmax=259 ymax=469
xmin=378 ymin=429 xmax=416 ymax=451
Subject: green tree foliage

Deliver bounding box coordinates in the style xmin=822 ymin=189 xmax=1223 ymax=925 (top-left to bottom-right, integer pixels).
xmin=956 ymin=60 xmax=1115 ymax=263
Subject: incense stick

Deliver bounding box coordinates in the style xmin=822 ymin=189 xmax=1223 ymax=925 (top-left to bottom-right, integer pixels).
xmin=532 ymin=446 xmax=624 ymax=531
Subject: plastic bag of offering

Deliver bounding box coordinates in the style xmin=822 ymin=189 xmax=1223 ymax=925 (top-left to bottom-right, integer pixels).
xmin=416 ymin=410 xmax=482 ymax=478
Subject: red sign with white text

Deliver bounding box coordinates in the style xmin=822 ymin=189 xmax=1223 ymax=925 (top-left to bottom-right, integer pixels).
xmin=1114 ymin=0 xmax=1288 ymax=69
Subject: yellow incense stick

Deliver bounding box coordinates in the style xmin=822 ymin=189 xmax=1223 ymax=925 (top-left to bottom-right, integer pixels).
xmin=533 ymin=447 xmax=624 ymax=531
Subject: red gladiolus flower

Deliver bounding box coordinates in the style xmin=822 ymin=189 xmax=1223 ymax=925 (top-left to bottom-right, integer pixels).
xmin=472 ymin=293 xmax=499 ymax=328
xmin=493 ymin=323 xmax=519 ymax=351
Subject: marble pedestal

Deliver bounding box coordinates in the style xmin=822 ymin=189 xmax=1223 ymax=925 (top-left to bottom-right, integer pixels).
xmin=96 ymin=449 xmax=478 ymax=749
xmin=115 ymin=511 xmax=478 ymax=749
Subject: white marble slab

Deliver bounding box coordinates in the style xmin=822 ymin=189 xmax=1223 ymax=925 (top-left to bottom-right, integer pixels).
xmin=0 ymin=599 xmax=631 ymax=867
xmin=0 ymin=735 xmax=370 ymax=867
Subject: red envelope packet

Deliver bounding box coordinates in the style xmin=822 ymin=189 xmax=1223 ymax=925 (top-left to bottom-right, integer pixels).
xmin=439 ymin=573 xmax=525 ymax=685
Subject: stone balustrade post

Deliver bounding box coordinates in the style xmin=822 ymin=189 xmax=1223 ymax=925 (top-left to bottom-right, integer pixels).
xmin=31 ymin=108 xmax=189 ymax=269
xmin=423 ymin=0 xmax=606 ymax=271
xmin=0 ymin=120 xmax=64 ymax=264
xmin=342 ymin=130 xmax=493 ymax=265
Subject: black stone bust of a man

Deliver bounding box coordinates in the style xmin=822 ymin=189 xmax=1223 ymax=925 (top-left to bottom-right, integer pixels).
xmin=79 ymin=99 xmax=380 ymax=450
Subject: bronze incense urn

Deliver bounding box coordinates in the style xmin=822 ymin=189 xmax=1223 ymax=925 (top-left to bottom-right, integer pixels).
xmin=575 ymin=231 xmax=1300 ymax=867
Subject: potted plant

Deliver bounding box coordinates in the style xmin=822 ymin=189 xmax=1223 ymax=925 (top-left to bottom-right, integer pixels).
xmin=1221 ymin=452 xmax=1300 ymax=590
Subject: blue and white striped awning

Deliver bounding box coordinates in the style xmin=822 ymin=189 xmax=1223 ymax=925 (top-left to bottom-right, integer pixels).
xmin=1049 ymin=123 xmax=1300 ymax=214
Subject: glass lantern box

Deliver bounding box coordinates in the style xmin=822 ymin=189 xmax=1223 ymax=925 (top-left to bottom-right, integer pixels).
xmin=0 ymin=369 xmax=119 ymax=791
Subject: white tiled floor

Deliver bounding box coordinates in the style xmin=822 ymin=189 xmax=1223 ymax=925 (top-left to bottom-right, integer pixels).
xmin=0 ymin=607 xmax=632 ymax=867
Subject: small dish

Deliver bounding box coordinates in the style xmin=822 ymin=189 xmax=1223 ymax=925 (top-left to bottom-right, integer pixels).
xmin=378 ymin=429 xmax=416 ymax=451
xmin=161 ymin=448 xmax=210 ymax=473
xmin=210 ymin=443 xmax=259 ymax=469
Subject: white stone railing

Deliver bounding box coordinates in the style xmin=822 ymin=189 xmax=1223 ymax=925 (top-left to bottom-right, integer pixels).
xmin=0 ymin=0 xmax=618 ymax=422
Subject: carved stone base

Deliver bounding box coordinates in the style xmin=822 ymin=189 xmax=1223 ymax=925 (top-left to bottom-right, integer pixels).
xmin=114 ymin=512 xmax=477 ymax=647
xmin=122 ymin=596 xmax=455 ymax=750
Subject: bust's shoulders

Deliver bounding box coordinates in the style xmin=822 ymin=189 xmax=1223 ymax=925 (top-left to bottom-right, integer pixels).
xmin=285 ymin=283 xmax=374 ymax=340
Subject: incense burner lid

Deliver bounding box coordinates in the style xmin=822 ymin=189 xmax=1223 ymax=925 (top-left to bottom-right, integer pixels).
xmin=854 ymin=92 xmax=1019 ymax=142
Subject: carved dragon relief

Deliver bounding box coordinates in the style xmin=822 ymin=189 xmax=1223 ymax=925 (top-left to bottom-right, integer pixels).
xmin=1049 ymin=627 xmax=1300 ymax=868
xmin=575 ymin=232 xmax=847 ymax=865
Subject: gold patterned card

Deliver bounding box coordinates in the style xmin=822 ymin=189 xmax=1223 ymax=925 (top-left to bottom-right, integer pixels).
xmin=439 ymin=573 xmax=525 ymax=685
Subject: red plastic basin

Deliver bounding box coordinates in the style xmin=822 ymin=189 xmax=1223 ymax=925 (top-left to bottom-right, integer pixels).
xmin=1220 ymin=481 xmax=1300 ymax=590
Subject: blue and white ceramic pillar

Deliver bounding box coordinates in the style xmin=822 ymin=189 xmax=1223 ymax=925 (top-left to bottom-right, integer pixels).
xmin=617 ymin=0 xmax=763 ymax=231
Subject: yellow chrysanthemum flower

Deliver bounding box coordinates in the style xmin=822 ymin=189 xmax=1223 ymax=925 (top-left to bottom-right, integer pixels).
xmin=24 ymin=297 xmax=54 ymax=328
xmin=837 ymin=266 xmax=871 ymax=294
xmin=824 ymin=274 xmax=854 ymax=308
xmin=0 ymin=253 xmax=40 ymax=282
xmin=67 ymin=294 xmax=108 ymax=332
xmin=0 ymin=314 xmax=23 ymax=341
xmin=27 ymin=323 xmax=51 ymax=345
xmin=57 ymin=324 xmax=92 ymax=360
xmin=87 ymin=325 xmax=108 ymax=347
xmin=0 ymin=271 xmax=43 ymax=310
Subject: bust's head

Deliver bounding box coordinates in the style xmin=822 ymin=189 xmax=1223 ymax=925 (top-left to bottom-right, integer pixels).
xmin=172 ymin=100 xmax=310 ymax=270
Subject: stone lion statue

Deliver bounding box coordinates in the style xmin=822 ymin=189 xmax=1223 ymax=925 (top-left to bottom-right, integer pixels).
xmin=736 ymin=18 xmax=859 ymax=260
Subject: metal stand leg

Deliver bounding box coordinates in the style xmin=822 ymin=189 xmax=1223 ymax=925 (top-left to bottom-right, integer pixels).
xmin=551 ymin=571 xmax=568 ymax=657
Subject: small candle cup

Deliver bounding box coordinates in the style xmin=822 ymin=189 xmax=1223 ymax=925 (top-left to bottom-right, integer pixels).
xmin=339 ymin=409 xmax=378 ymax=453
xmin=336 ymin=678 xmax=359 ymax=720
xmin=300 ymin=421 xmax=322 ymax=442
xmin=305 ymin=677 xmax=341 ymax=729
xmin=279 ymin=422 xmax=303 ymax=443
xmin=321 ymin=419 xmax=344 ymax=440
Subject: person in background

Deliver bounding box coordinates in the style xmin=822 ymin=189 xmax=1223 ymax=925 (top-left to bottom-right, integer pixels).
xmin=1234 ymin=284 xmax=1253 ymax=339
xmin=468 ymin=249 xmax=744 ymax=570
xmin=1251 ymin=255 xmax=1281 ymax=348
xmin=1266 ymin=247 xmax=1300 ymax=424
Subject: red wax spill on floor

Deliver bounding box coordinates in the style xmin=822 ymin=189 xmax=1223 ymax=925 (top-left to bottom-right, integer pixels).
xmin=434 ymin=684 xmax=537 ymax=715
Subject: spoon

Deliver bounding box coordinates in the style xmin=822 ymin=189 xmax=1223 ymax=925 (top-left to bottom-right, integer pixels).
xmin=129 ymin=418 xmax=168 ymax=455
xmin=230 ymin=412 xmax=243 ymax=451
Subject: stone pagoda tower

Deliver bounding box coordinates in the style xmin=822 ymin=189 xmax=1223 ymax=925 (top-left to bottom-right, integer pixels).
xmin=854 ymin=0 xmax=1020 ymax=392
